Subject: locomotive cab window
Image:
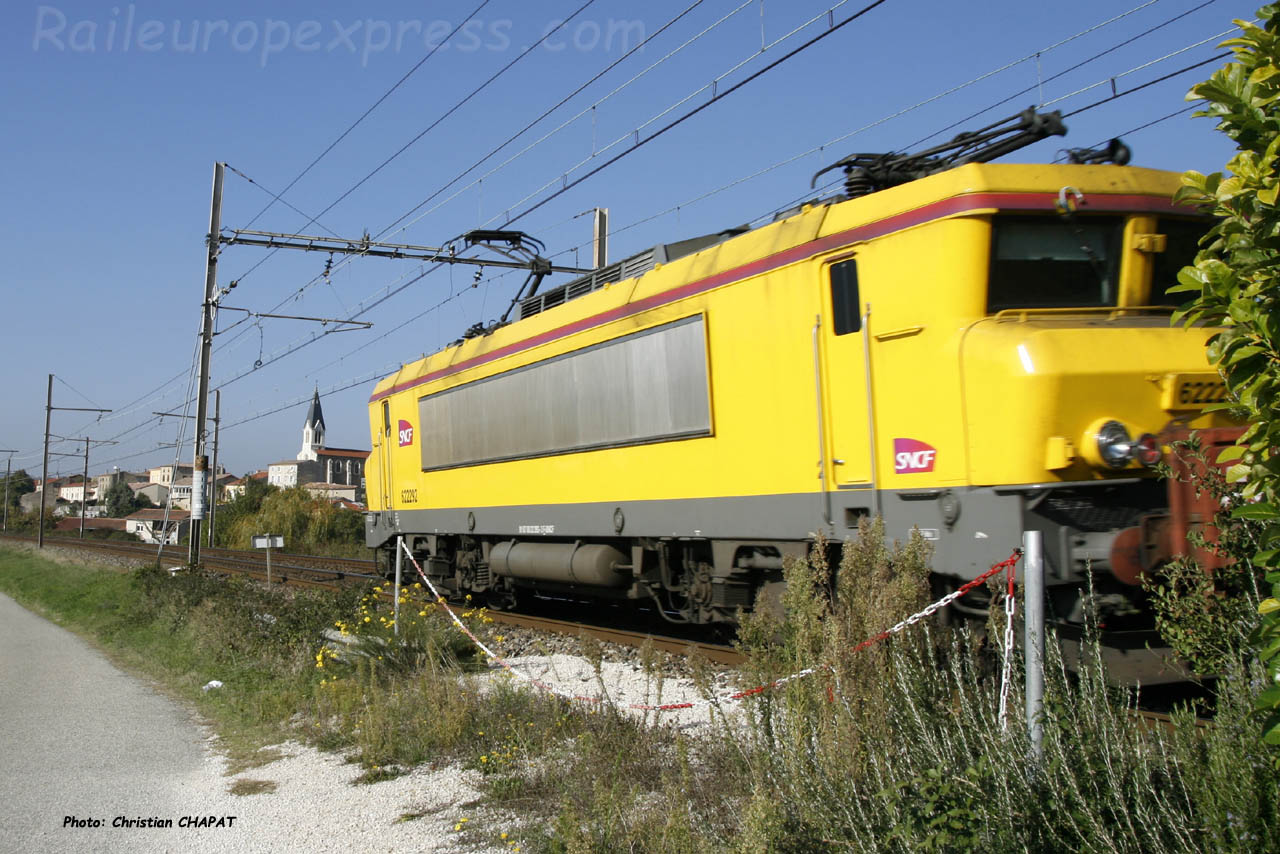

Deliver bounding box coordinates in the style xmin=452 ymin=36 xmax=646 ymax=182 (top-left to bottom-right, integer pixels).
xmin=1149 ymin=217 xmax=1211 ymax=306
xmin=382 ymin=400 xmax=391 ymax=437
xmin=830 ymin=258 xmax=861 ymax=335
xmin=987 ymin=215 xmax=1124 ymax=312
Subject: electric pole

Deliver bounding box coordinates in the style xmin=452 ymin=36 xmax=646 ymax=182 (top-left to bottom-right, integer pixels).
xmin=190 ymin=162 xmax=223 ymax=565
xmin=155 ymin=399 xmax=221 ymax=550
xmin=209 ymin=389 xmax=220 ymax=548
xmin=0 ymin=450 xmax=17 ymax=531
xmin=74 ymin=437 xmax=117 ymax=539
xmin=38 ymin=374 xmax=110 ymax=548
xmin=80 ymin=437 xmax=88 ymax=539
xmin=592 ymin=207 xmax=608 ymax=268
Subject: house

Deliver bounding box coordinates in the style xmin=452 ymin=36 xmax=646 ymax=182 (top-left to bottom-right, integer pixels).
xmin=130 ymin=482 xmax=169 ymax=506
xmin=302 ymin=482 xmax=359 ymax=503
xmin=147 ymin=464 xmax=193 ymax=487
xmin=96 ymin=470 xmax=147 ymax=499
xmin=20 ymin=490 xmax=61 ymax=513
xmin=59 ymin=480 xmax=96 ymax=503
xmin=171 ymin=477 xmax=194 ymax=510
xmin=223 ymin=471 xmax=267 ymax=501
xmin=54 ymin=517 xmax=127 ymax=533
xmin=268 ymin=459 xmax=323 ymax=489
xmin=125 ymin=509 xmax=191 ymax=544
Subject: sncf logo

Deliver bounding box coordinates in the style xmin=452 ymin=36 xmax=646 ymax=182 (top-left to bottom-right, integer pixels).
xmin=893 ymin=438 xmax=937 ymax=474
xmin=397 ymin=420 xmax=414 ymax=448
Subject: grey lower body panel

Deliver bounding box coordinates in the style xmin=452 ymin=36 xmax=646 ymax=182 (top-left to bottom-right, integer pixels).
xmin=367 ymin=485 xmax=1031 ymax=581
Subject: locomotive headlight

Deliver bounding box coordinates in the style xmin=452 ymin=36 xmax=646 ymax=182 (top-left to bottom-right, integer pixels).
xmin=1133 ymin=433 xmax=1162 ymax=468
xmin=1083 ymin=419 xmax=1134 ymax=470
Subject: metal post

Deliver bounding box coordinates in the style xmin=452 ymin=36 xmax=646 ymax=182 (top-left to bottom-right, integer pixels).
xmin=1 ymin=452 xmax=14 ymax=531
xmin=1023 ymin=529 xmax=1045 ymax=766
xmin=592 ymin=207 xmax=609 ymax=268
xmin=79 ymin=437 xmax=89 ymax=539
xmin=393 ymin=536 xmax=403 ymax=637
xmin=208 ymin=389 xmax=220 ymax=548
xmin=38 ymin=374 xmax=52 ymax=548
xmin=265 ymin=544 xmax=272 ymax=586
xmin=190 ymin=161 xmax=224 ymax=565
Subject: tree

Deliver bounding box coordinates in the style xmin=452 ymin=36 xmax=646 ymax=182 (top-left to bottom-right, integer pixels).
xmin=212 ymin=477 xmax=277 ymax=547
xmin=2 ymin=468 xmax=34 ymax=516
xmin=103 ymin=478 xmax=141 ymax=518
xmin=223 ymin=486 xmax=365 ymax=555
xmin=1174 ymin=5 xmax=1280 ymax=744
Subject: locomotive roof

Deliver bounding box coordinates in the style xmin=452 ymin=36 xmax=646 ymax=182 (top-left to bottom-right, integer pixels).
xmin=371 ymin=162 xmax=1187 ymax=402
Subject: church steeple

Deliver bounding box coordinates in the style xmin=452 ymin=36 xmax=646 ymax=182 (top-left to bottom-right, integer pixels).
xmin=298 ymin=388 xmax=326 ymax=461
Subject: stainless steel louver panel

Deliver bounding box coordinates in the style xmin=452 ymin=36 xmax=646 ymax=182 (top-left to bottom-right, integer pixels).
xmin=419 ymin=315 xmax=711 ymax=470
xmin=519 ymin=247 xmax=665 ymax=320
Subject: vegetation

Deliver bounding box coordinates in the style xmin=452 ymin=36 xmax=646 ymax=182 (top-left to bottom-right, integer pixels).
xmin=103 ymin=477 xmax=150 ymax=517
xmin=1 ymin=468 xmax=34 ymax=519
xmin=3 ymin=514 xmax=1276 ymax=852
xmin=220 ymin=485 xmax=365 ymax=556
xmin=1173 ymin=5 xmax=1280 ymax=744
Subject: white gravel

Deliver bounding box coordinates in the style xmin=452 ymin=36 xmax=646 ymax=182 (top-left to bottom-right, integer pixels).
xmin=192 ymin=743 xmax=506 ymax=854
xmin=0 ymin=591 xmax=509 ymax=854
xmin=1 ymin=543 xmax=752 ymax=853
xmin=477 ymin=653 xmax=745 ymax=734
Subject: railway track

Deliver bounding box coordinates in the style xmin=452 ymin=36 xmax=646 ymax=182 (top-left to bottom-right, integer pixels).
xmin=0 ymin=533 xmax=742 ymax=663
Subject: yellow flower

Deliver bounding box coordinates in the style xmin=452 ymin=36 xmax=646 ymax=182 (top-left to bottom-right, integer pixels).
xmin=480 ymin=756 xmax=488 ymax=763
xmin=501 ymin=832 xmax=508 ymax=840
xmin=454 ymin=823 xmax=461 ymax=832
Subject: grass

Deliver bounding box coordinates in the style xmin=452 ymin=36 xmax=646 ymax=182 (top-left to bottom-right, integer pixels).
xmin=2 ymin=527 xmax=1279 ymax=853
xmin=228 ymin=778 xmax=277 ymax=796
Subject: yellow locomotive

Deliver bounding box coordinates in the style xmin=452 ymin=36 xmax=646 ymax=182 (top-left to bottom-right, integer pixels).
xmin=366 ymin=110 xmax=1234 ymax=630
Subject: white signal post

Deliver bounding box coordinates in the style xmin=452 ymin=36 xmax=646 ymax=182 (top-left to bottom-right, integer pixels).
xmin=252 ymin=533 xmax=284 ymax=585
xmin=1023 ymin=530 xmax=1046 ymax=768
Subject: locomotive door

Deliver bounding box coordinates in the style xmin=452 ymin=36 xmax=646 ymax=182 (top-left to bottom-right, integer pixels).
xmin=818 ymin=255 xmax=874 ymax=489
xmin=379 ymin=399 xmax=395 ymax=510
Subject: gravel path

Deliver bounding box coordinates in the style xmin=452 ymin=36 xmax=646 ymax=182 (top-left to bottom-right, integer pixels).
xmin=0 ymin=592 xmax=504 ymax=854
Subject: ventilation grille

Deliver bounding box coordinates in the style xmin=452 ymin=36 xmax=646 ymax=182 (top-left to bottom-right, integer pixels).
xmin=519 ymin=247 xmax=663 ymax=320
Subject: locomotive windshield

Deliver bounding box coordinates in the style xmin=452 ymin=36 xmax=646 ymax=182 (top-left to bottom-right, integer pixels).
xmin=987 ymin=215 xmax=1123 ymax=312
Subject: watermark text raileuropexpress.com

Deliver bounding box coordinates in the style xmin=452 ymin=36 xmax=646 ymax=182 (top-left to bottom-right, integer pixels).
xmin=31 ymin=6 xmax=647 ymax=67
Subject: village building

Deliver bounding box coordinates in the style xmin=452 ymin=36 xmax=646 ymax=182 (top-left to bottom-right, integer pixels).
xmin=224 ymin=471 xmax=267 ymax=501
xmin=130 ymin=482 xmax=169 ymax=506
xmin=95 ymin=470 xmax=147 ymax=499
xmin=267 ymin=392 xmax=368 ymax=499
xmin=125 ymin=509 xmax=190 ymax=544
xmin=171 ymin=472 xmax=237 ymax=510
xmin=59 ymin=480 xmax=96 ymax=504
xmin=55 ymin=517 xmax=126 ymax=534
xmin=147 ymin=463 xmax=193 ymax=487
xmin=301 ymin=482 xmax=360 ymax=503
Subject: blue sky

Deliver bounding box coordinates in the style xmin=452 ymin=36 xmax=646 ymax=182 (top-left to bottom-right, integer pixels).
xmin=0 ymin=0 xmax=1254 ymax=481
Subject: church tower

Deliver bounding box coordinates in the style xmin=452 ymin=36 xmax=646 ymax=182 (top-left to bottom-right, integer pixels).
xmin=298 ymin=389 xmax=325 ymax=461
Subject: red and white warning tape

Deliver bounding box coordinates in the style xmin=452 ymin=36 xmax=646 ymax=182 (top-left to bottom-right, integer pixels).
xmin=397 ymin=540 xmax=1022 ymax=715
